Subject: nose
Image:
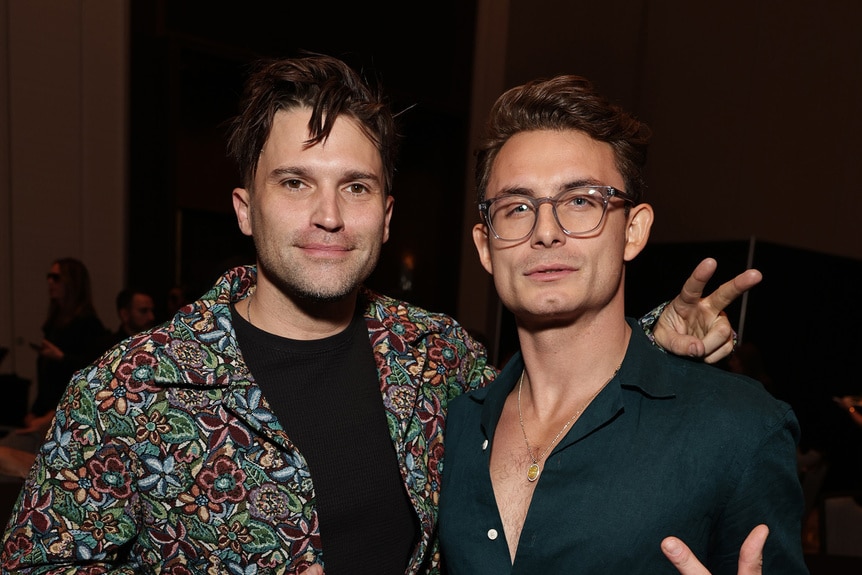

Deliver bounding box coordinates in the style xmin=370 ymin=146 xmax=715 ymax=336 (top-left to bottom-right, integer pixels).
xmin=311 ymin=188 xmax=345 ymax=232
xmin=531 ymin=202 xmax=566 ymax=247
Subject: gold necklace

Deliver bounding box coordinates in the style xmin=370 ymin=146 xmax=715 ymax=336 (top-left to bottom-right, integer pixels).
xmin=245 ymin=296 xmax=253 ymax=326
xmin=517 ymin=364 xmax=620 ymax=482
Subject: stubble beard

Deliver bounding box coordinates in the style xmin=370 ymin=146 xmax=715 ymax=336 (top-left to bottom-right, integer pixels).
xmin=254 ymin=237 xmax=381 ymax=305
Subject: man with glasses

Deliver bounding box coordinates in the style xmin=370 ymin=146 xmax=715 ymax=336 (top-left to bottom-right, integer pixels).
xmin=438 ymin=75 xmax=808 ymax=574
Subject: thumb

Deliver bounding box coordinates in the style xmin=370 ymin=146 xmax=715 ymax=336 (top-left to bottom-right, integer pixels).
xmin=662 ymin=535 xmax=707 ymax=575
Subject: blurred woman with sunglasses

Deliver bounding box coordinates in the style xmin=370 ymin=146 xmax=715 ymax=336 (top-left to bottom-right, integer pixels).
xmin=0 ymin=258 xmax=106 ymax=477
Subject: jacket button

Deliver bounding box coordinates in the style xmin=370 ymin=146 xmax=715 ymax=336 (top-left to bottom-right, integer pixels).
xmin=487 ymin=529 xmax=498 ymax=540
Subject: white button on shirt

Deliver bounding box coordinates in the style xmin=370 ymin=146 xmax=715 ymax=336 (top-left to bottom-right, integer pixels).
xmin=487 ymin=529 xmax=498 ymax=540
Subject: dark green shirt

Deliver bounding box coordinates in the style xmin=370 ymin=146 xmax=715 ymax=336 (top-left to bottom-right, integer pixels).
xmin=439 ymin=318 xmax=808 ymax=574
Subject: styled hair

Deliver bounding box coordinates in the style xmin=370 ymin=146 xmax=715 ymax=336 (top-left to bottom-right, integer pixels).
xmin=227 ymin=53 xmax=399 ymax=195
xmin=46 ymin=257 xmax=97 ymax=328
xmin=475 ymin=75 xmax=651 ymax=204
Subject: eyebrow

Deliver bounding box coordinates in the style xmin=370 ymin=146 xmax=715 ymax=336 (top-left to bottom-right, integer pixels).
xmin=493 ymin=177 xmax=606 ymax=197
xmin=343 ymin=170 xmax=382 ymax=186
xmin=267 ymin=166 xmax=382 ymax=186
xmin=267 ymin=166 xmax=309 ymax=182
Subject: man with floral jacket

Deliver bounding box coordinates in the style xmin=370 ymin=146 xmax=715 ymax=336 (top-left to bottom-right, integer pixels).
xmin=2 ymin=264 xmax=494 ymax=574
xmin=0 ymin=55 xmax=755 ymax=575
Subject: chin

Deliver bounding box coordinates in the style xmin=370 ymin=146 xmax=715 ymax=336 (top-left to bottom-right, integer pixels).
xmin=289 ymin=277 xmax=363 ymax=304
xmin=297 ymin=290 xmax=354 ymax=304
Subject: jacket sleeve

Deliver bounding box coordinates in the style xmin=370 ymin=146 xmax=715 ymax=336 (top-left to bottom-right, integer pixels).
xmin=0 ymin=357 xmax=141 ymax=574
xmin=637 ymin=301 xmax=670 ymax=351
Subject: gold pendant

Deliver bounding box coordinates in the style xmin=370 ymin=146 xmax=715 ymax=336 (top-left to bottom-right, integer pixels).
xmin=527 ymin=462 xmax=540 ymax=482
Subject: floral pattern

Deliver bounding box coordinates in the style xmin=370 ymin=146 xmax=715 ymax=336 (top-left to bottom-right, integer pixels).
xmin=0 ymin=266 xmax=496 ymax=575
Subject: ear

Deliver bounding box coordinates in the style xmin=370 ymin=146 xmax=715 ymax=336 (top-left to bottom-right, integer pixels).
xmin=623 ymin=203 xmax=654 ymax=262
xmin=472 ymin=223 xmax=494 ymax=275
xmin=381 ymin=195 xmax=395 ymax=244
xmin=232 ymin=187 xmax=253 ymax=237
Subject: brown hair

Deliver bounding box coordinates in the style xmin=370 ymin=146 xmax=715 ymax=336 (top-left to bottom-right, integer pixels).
xmin=227 ymin=53 xmax=399 ymax=195
xmin=46 ymin=257 xmax=98 ymax=329
xmin=475 ymin=75 xmax=651 ymax=204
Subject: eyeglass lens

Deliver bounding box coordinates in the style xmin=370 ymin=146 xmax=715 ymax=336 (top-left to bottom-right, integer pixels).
xmin=487 ymin=188 xmax=609 ymax=240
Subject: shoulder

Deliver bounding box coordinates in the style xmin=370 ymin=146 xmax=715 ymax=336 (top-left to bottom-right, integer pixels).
xmin=362 ymin=289 xmax=496 ymax=393
xmin=628 ymin=326 xmax=797 ymax=430
xmin=450 ymin=356 xmax=519 ymax=418
xmin=363 ymin=289 xmax=457 ymax=328
xmin=362 ymin=288 xmax=486 ymax=347
xmin=647 ymin=353 xmax=797 ymax=440
xmin=670 ymin=353 xmax=781 ymax=405
xmin=91 ymin=295 xmax=235 ymax=384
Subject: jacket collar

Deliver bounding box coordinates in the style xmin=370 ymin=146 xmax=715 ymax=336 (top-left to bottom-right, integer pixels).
xmin=150 ymin=266 xmax=436 ymax=385
xmin=148 ymin=265 xmax=444 ymax=452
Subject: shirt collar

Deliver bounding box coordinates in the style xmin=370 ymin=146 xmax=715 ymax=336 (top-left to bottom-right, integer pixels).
xmin=470 ymin=317 xmax=679 ymax=441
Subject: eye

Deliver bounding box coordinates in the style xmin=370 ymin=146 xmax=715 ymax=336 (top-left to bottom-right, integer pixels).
xmin=346 ymin=183 xmax=369 ymax=195
xmin=560 ymin=191 xmax=602 ymax=211
xmin=280 ymin=178 xmax=305 ymax=191
xmin=494 ymin=196 xmax=534 ymax=219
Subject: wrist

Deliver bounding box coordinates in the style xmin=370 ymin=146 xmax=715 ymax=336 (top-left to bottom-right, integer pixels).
xmin=639 ymin=301 xmax=670 ymax=352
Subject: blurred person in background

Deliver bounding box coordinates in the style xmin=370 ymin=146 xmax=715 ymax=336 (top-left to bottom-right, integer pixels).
xmin=1 ymin=258 xmax=106 ymax=459
xmin=109 ymin=288 xmax=157 ymax=345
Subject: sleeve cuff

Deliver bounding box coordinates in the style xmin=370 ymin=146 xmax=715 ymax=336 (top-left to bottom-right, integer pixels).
xmin=638 ymin=300 xmax=670 ymax=353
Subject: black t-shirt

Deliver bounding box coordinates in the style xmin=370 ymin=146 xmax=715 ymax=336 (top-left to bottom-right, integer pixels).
xmin=233 ymin=302 xmax=419 ymax=574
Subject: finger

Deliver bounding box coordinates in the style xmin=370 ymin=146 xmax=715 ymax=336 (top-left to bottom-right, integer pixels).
xmin=698 ymin=314 xmax=734 ymax=362
xmin=662 ymin=313 xmax=733 ymax=361
xmin=657 ymin=332 xmax=706 ymax=359
xmin=661 ymin=535 xmax=708 ymax=575
xmin=704 ymin=269 xmax=763 ymax=314
xmin=703 ymin=338 xmax=735 ymax=364
xmin=677 ymin=258 xmax=719 ymax=305
xmin=738 ymin=524 xmax=768 ymax=575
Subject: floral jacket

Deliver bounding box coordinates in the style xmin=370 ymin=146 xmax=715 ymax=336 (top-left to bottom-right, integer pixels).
xmin=0 ymin=266 xmax=496 ymax=575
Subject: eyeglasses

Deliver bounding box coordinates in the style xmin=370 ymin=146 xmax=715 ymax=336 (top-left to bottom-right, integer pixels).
xmin=478 ymin=185 xmax=634 ymax=242
xmin=46 ymin=273 xmax=61 ymax=282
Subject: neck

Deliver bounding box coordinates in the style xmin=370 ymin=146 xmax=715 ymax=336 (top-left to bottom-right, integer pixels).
xmin=516 ymin=312 xmax=630 ymax=402
xmin=246 ymin=281 xmax=360 ymax=341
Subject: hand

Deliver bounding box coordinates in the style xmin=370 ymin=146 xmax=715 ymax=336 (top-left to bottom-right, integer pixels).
xmin=0 ymin=446 xmax=36 ymax=479
xmin=34 ymin=339 xmax=65 ymax=361
xmin=653 ymin=258 xmax=762 ymax=364
xmin=662 ymin=524 xmax=768 ymax=575
xmin=299 ymin=565 xmax=324 ymax=575
xmin=15 ymin=411 xmax=55 ymax=435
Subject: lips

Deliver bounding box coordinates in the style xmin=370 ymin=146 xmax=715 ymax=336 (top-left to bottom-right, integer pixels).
xmin=301 ymin=243 xmax=350 ymax=251
xmin=298 ymin=242 xmax=353 ymax=259
xmin=524 ymin=263 xmax=575 ymax=276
